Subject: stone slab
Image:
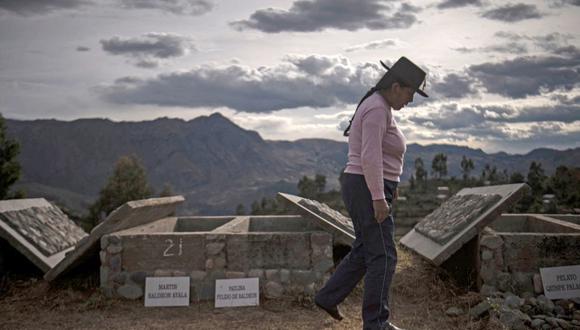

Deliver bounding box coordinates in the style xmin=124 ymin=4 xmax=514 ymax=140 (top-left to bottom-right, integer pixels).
xmin=0 ymin=198 xmax=87 ymax=273
xmin=44 ymin=195 xmax=185 ymax=281
xmin=415 ymin=193 xmax=502 ymax=244
xmin=400 ymin=183 xmax=528 ymax=266
xmin=277 ymin=192 xmax=354 ymax=246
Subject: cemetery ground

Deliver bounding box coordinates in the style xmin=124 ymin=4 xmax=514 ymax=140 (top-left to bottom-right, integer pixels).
xmin=0 ymin=245 xmax=501 ymax=330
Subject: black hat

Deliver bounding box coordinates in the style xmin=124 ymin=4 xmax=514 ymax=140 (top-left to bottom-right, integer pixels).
xmin=379 ymin=56 xmax=428 ymax=97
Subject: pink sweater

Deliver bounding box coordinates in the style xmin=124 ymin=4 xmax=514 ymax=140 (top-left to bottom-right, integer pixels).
xmin=344 ymin=92 xmax=406 ymax=200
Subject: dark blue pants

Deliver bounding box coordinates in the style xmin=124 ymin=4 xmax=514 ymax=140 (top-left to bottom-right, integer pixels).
xmin=315 ymin=173 xmax=398 ymax=330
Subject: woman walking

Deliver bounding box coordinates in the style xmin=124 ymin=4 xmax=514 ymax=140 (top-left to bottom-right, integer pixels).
xmin=314 ymin=56 xmax=428 ymax=330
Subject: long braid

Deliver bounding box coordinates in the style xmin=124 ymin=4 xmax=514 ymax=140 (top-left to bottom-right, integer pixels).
xmin=343 ymin=86 xmax=380 ymax=137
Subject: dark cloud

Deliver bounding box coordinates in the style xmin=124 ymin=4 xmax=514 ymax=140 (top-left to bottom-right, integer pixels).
xmin=548 ymin=0 xmax=580 ymax=7
xmin=494 ymin=31 xmax=522 ymax=41
xmin=553 ymin=45 xmax=580 ymax=57
xmin=494 ymin=32 xmax=575 ymax=53
xmin=475 ymin=104 xmax=580 ymax=123
xmin=408 ymin=101 xmax=580 ymax=132
xmin=485 ymin=42 xmax=528 ymax=54
xmin=428 ymin=73 xmax=479 ymax=99
xmin=468 ymin=52 xmax=580 ymax=98
xmin=118 ymin=0 xmax=213 ymax=15
xmin=345 ymin=39 xmax=398 ymax=53
xmin=481 ymin=3 xmax=542 ymax=22
xmin=0 ymin=0 xmax=213 ymax=16
xmin=101 ymin=33 xmax=192 ymax=58
xmin=550 ymin=94 xmax=580 ymax=105
xmin=408 ymin=103 xmax=484 ymax=130
xmin=453 ymin=42 xmax=528 ymax=54
xmin=76 ymin=46 xmax=90 ymax=52
xmin=229 ymin=0 xmax=421 ymax=33
xmin=135 ymin=60 xmax=159 ymax=68
xmin=97 ymin=55 xmax=380 ymax=112
xmin=437 ymin=0 xmax=482 ymax=9
xmin=0 ymin=0 xmax=89 ymax=15
xmin=406 ymin=100 xmax=580 ymax=151
xmin=531 ymin=33 xmax=575 ymax=51
xmin=100 ymin=33 xmax=194 ymax=68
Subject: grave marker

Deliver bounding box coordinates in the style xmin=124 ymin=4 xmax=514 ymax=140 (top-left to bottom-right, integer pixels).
xmin=0 ymin=198 xmax=87 ymax=273
xmin=278 ymin=192 xmax=354 ymax=245
xmin=400 ymin=183 xmax=528 ymax=266
xmin=215 ymin=278 xmax=259 ymax=308
xmin=45 ymin=196 xmax=184 ymax=281
xmin=145 ymin=277 xmax=190 ymax=307
xmin=540 ymin=265 xmax=580 ymax=299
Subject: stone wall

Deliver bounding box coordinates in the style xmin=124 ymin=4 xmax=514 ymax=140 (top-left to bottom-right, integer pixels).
xmin=479 ymin=231 xmax=580 ymax=295
xmin=100 ymin=231 xmax=334 ymax=301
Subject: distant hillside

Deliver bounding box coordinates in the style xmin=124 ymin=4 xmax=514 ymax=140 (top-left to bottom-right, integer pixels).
xmin=5 ymin=113 xmax=580 ymax=215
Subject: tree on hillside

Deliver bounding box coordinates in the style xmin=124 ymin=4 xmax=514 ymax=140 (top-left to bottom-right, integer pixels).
xmin=460 ymin=156 xmax=474 ymax=182
xmin=314 ymin=174 xmax=326 ymax=195
xmin=481 ymin=164 xmax=500 ymax=184
xmin=431 ymin=153 xmax=447 ymax=179
xmin=509 ymin=171 xmax=525 ymax=183
xmin=235 ymin=204 xmax=246 ymax=215
xmin=527 ymin=161 xmax=546 ymax=194
xmin=549 ymin=166 xmax=579 ymax=208
xmin=158 ymin=183 xmax=174 ymax=197
xmin=87 ymin=154 xmax=152 ymax=228
xmin=414 ymin=157 xmax=427 ymax=183
xmin=298 ymin=174 xmax=326 ymax=199
xmin=409 ymin=175 xmax=416 ymax=190
xmin=0 ymin=114 xmax=21 ymax=200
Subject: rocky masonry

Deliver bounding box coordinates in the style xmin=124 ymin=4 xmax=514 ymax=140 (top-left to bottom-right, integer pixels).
xmin=415 ymin=194 xmax=501 ymax=245
xmin=99 ymin=216 xmax=335 ymax=302
xmin=1 ymin=206 xmax=85 ymax=256
xmin=461 ymin=290 xmax=580 ymax=330
xmin=479 ymin=214 xmax=580 ymax=296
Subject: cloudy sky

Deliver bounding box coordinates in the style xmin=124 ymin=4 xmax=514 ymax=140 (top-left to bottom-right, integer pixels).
xmin=1 ymin=0 xmax=579 ymax=154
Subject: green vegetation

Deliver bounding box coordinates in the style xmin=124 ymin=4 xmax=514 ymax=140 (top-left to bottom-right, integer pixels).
xmin=431 ymin=153 xmax=448 ymax=179
xmin=84 ymin=154 xmax=153 ymax=230
xmin=245 ymin=153 xmax=580 ymax=219
xmin=0 ymin=113 xmax=23 ymax=200
xmin=460 ymin=156 xmax=474 ymax=182
xmin=243 ymin=173 xmax=346 ymax=216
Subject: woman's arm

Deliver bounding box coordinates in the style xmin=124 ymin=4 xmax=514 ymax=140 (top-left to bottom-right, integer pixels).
xmin=360 ymin=107 xmax=390 ymax=222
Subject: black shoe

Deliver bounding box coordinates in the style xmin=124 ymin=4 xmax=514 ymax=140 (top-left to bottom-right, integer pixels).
xmin=314 ymin=300 xmax=344 ymax=321
xmin=383 ymin=321 xmax=406 ymax=330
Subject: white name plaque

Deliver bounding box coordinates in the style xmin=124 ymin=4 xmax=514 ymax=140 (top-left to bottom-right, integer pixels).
xmin=145 ymin=277 xmax=190 ymax=307
xmin=540 ymin=265 xmax=580 ymax=300
xmin=215 ymin=278 xmax=259 ymax=308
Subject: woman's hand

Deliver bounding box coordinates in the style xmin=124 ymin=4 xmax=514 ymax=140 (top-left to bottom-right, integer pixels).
xmin=373 ymin=199 xmax=390 ymax=223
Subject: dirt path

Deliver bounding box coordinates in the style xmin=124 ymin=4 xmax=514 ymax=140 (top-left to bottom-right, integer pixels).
xmin=0 ymin=247 xmax=500 ymax=330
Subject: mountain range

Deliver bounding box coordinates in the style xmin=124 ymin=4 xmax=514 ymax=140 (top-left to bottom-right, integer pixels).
xmin=5 ymin=113 xmax=580 ymax=215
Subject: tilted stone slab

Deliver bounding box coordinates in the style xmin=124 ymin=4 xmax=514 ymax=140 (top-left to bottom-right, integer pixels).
xmin=278 ymin=192 xmax=354 ymax=246
xmin=44 ymin=195 xmax=185 ymax=281
xmin=400 ymin=183 xmax=528 ymax=266
xmin=415 ymin=194 xmax=502 ymax=245
xmin=0 ymin=198 xmax=87 ymax=273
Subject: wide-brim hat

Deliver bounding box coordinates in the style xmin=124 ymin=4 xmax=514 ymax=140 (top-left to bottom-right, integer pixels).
xmin=380 ymin=56 xmax=428 ymax=97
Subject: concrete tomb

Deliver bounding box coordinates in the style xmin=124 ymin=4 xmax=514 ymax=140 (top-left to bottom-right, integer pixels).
xmin=400 ymin=183 xmax=528 ymax=266
xmin=480 ymin=213 xmax=580 ymax=295
xmin=0 ymin=198 xmax=87 ymax=273
xmin=44 ymin=196 xmax=184 ymax=281
xmin=99 ymin=215 xmax=335 ymax=301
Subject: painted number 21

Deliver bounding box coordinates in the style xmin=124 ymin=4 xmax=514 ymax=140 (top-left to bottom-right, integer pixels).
xmin=163 ymin=238 xmax=183 ymax=257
